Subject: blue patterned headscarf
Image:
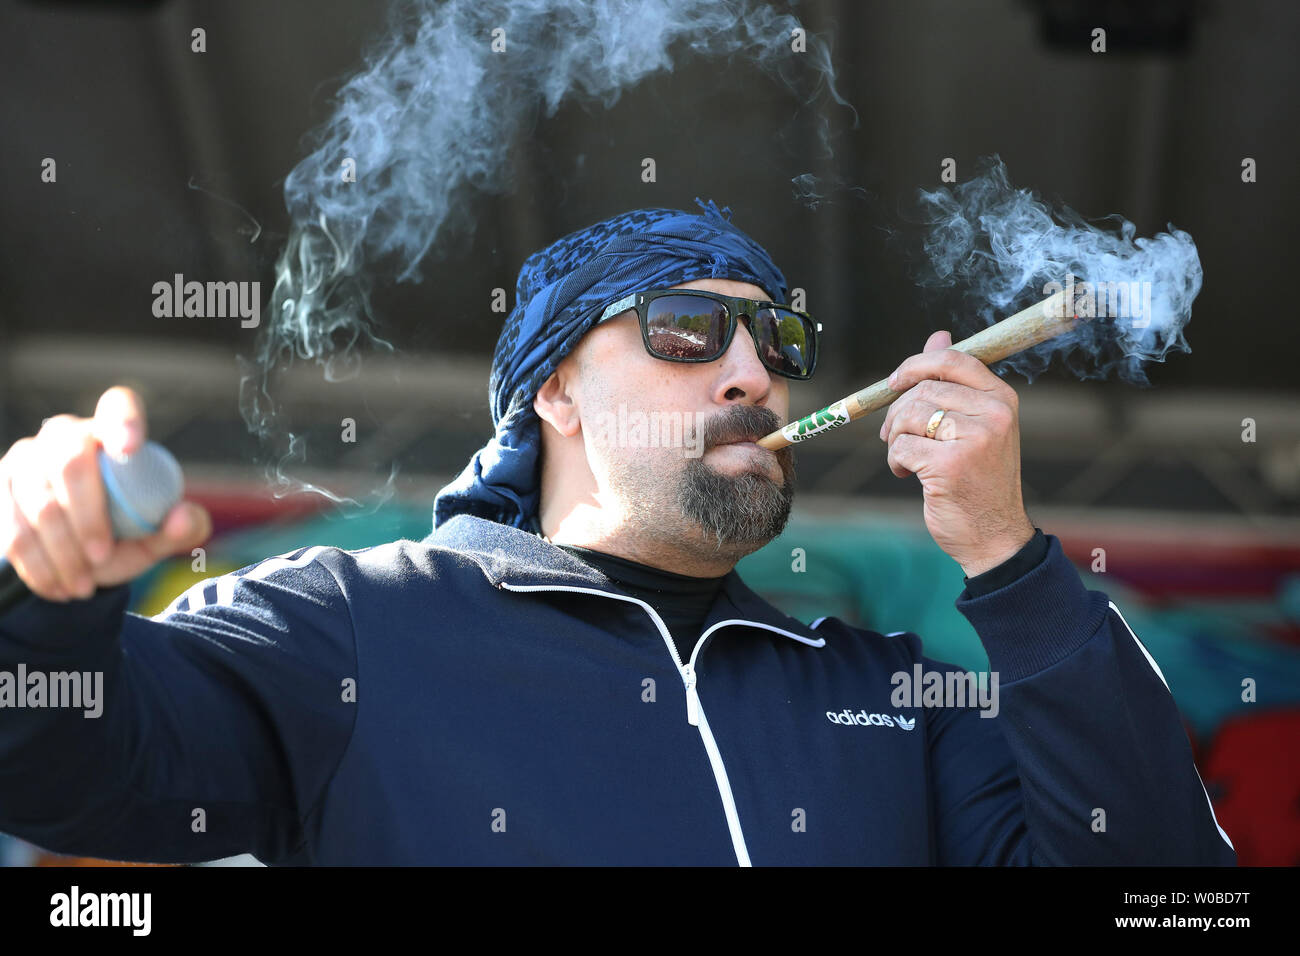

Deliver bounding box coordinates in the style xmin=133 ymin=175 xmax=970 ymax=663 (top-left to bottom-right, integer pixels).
xmin=432 ymin=198 xmax=788 ymax=531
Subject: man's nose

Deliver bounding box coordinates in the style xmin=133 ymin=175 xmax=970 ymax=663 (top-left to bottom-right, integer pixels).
xmin=711 ymin=317 xmax=773 ymax=405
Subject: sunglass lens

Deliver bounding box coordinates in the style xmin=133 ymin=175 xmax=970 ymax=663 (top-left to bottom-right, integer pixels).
xmin=645 ymin=295 xmax=729 ymax=360
xmin=754 ymin=308 xmax=815 ymax=378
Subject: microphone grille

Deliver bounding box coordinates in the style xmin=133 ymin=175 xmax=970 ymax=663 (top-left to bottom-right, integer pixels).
xmin=97 ymin=442 xmax=184 ymax=539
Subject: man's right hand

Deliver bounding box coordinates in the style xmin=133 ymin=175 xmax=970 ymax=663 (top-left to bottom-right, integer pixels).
xmin=0 ymin=386 xmax=212 ymax=602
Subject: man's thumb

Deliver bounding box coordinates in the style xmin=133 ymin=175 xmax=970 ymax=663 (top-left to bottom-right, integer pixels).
xmin=158 ymin=501 xmax=212 ymax=550
xmin=924 ymin=330 xmax=953 ymax=352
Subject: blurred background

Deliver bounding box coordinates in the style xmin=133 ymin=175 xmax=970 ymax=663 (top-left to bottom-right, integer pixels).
xmin=1 ymin=0 xmax=1297 ymax=866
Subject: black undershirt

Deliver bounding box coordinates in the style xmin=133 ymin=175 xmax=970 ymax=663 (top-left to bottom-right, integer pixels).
xmin=554 ymin=528 xmax=1048 ymax=663
xmin=555 ymin=545 xmax=724 ymax=664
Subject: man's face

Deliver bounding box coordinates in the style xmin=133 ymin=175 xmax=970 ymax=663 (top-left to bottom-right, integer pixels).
xmin=565 ymin=277 xmax=798 ymax=556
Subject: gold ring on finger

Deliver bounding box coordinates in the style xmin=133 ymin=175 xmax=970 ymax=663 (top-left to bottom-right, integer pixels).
xmin=925 ymin=408 xmax=947 ymax=439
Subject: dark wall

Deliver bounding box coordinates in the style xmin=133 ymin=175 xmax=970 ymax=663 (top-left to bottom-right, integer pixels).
xmin=2 ymin=0 xmax=1297 ymax=394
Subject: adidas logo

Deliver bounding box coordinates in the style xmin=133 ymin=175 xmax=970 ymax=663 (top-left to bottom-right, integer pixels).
xmin=826 ymin=709 xmax=916 ymax=731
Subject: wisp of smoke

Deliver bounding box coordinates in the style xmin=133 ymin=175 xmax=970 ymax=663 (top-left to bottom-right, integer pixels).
xmin=914 ymin=155 xmax=1201 ymax=384
xmin=244 ymin=0 xmax=857 ymax=503
xmin=790 ymin=171 xmax=870 ymax=210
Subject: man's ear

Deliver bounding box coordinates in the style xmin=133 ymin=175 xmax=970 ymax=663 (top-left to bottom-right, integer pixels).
xmin=533 ymin=361 xmax=581 ymax=438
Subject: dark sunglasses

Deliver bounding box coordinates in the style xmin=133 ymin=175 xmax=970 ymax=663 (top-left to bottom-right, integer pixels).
xmin=596 ymin=288 xmax=821 ymax=380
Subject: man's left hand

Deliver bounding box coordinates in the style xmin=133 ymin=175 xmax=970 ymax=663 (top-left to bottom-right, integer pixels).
xmin=878 ymin=330 xmax=1034 ymax=577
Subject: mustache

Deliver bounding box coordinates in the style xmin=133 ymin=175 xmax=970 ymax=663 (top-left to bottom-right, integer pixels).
xmin=699 ymin=405 xmax=784 ymax=449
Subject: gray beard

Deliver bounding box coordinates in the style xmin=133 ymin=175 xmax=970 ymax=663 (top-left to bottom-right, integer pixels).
xmin=677 ymin=455 xmax=795 ymax=554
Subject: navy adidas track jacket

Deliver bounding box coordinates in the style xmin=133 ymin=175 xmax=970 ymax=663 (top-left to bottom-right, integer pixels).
xmin=0 ymin=514 xmax=1236 ymax=865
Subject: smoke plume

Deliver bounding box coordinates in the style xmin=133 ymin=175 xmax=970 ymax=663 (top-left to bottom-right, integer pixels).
xmin=243 ymin=0 xmax=855 ymax=501
xmin=914 ymin=155 xmax=1201 ymax=384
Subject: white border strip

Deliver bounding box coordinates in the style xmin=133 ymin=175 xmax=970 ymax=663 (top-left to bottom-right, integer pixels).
xmin=1107 ymin=600 xmax=1236 ymax=853
xmin=155 ymin=545 xmax=332 ymax=618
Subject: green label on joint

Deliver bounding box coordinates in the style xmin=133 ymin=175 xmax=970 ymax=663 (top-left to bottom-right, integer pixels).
xmin=781 ymin=399 xmax=850 ymax=443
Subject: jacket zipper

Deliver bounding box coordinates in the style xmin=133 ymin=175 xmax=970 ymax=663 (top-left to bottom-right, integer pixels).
xmin=683 ymin=619 xmax=825 ymax=726
xmin=497 ymin=580 xmax=753 ymax=866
